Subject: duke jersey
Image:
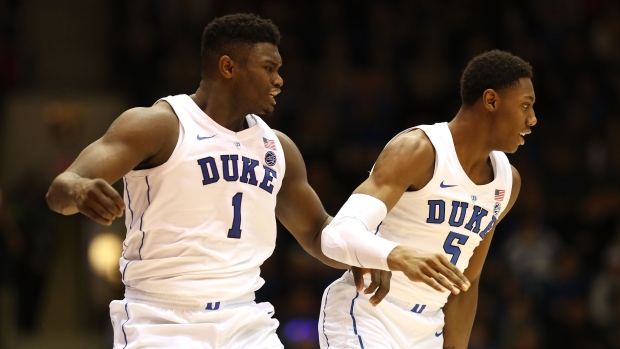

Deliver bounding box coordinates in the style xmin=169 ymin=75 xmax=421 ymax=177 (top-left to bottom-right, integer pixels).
xmin=372 ymin=122 xmax=512 ymax=310
xmin=119 ymin=94 xmax=286 ymax=303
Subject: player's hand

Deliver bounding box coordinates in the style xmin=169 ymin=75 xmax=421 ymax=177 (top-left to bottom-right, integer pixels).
xmin=351 ymin=266 xmax=392 ymax=306
xmin=387 ymin=246 xmax=470 ymax=294
xmin=74 ymin=178 xmax=125 ymax=226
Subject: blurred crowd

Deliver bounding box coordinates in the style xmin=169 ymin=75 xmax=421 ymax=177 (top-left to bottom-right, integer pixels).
xmin=1 ymin=0 xmax=620 ymax=348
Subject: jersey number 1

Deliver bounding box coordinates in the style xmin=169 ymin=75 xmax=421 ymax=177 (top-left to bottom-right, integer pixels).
xmin=228 ymin=192 xmax=243 ymax=238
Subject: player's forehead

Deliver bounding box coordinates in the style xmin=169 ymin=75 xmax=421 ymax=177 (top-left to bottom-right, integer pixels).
xmin=246 ymin=42 xmax=282 ymax=65
xmin=504 ymin=78 xmax=535 ymax=101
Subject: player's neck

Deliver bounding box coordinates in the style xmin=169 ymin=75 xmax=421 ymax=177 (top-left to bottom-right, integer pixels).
xmin=193 ymin=83 xmax=249 ymax=132
xmin=448 ymin=106 xmax=494 ymax=174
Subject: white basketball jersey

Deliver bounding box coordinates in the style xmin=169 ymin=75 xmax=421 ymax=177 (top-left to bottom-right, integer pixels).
xmin=119 ymin=94 xmax=286 ymax=303
xmin=373 ymin=122 xmax=512 ymax=310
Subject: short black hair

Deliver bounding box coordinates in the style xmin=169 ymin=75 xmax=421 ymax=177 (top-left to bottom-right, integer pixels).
xmin=201 ymin=13 xmax=281 ymax=76
xmin=460 ymin=50 xmax=533 ymax=105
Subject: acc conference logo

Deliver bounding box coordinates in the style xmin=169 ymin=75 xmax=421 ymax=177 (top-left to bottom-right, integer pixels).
xmin=265 ymin=151 xmax=277 ymax=167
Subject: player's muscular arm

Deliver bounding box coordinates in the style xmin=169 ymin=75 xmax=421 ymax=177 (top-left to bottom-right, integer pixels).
xmin=46 ymin=104 xmax=179 ymax=225
xmin=442 ymin=166 xmax=521 ymax=349
xmin=353 ymin=130 xmax=436 ymax=212
xmin=275 ymin=130 xmax=393 ymax=304
xmin=273 ymin=130 xmax=348 ymax=269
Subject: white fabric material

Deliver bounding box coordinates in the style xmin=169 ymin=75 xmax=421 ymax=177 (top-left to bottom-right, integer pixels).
xmin=319 ymin=122 xmax=513 ymax=346
xmin=319 ymin=271 xmax=445 ymax=349
xmin=124 ymin=288 xmax=256 ymax=311
xmin=368 ymin=122 xmax=513 ymax=310
xmin=321 ymin=193 xmax=399 ymax=270
xmin=120 ymin=94 xmax=286 ymax=303
xmin=110 ymin=299 xmax=283 ymax=348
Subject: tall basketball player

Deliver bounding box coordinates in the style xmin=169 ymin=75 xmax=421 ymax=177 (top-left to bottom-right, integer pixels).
xmin=45 ymin=13 xmax=468 ymax=348
xmin=319 ymin=50 xmax=537 ymax=348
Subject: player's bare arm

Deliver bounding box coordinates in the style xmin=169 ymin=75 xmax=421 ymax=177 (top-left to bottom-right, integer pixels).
xmin=353 ymin=130 xmax=436 ymax=210
xmin=274 ymin=130 xmax=350 ymax=269
xmin=274 ymin=130 xmax=392 ymax=302
xmin=45 ymin=102 xmax=179 ymax=225
xmin=343 ymin=130 xmax=470 ymax=294
xmin=442 ymin=166 xmax=521 ymax=349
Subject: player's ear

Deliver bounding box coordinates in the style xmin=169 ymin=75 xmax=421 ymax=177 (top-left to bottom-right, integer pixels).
xmin=482 ymin=89 xmax=498 ymax=112
xmin=219 ymin=55 xmax=234 ymax=79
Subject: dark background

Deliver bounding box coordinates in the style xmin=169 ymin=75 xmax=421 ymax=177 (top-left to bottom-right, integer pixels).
xmin=1 ymin=0 xmax=619 ymax=348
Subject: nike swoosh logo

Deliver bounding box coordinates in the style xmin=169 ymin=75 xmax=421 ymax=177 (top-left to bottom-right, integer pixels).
xmin=435 ymin=330 xmax=443 ymax=337
xmin=440 ymin=181 xmax=457 ymax=188
xmin=197 ymin=134 xmax=216 ymax=140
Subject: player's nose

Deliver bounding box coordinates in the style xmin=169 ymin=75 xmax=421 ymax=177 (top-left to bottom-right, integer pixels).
xmin=527 ymin=112 xmax=537 ymax=127
xmin=274 ymin=73 xmax=283 ymax=88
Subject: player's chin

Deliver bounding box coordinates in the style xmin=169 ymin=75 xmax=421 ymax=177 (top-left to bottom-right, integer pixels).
xmin=259 ymin=105 xmax=275 ymax=117
xmin=498 ymin=142 xmax=519 ymax=153
xmin=505 ymin=144 xmax=520 ymax=153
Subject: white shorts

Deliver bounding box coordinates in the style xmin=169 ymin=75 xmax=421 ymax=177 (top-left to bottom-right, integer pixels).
xmin=319 ymin=271 xmax=445 ymax=348
xmin=110 ymin=294 xmax=283 ymax=349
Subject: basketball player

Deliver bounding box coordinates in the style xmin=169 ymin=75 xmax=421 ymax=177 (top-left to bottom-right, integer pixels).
xmin=319 ymin=50 xmax=537 ymax=348
xmin=45 ymin=13 xmax=467 ymax=348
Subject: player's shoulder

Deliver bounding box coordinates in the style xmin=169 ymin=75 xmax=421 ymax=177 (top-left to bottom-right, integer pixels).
xmin=367 ymin=128 xmax=436 ymax=190
xmin=384 ymin=128 xmax=434 ymax=159
xmin=271 ymin=129 xmax=304 ymax=169
xmin=510 ymin=165 xmax=521 ymax=189
xmin=111 ymin=102 xmax=178 ymax=133
xmin=374 ymin=128 xmax=435 ymax=176
xmin=394 ymin=128 xmax=432 ymax=144
xmin=121 ymin=101 xmax=176 ymax=122
xmin=271 ymin=129 xmax=288 ymax=141
xmin=103 ymin=102 xmax=178 ymax=148
xmin=271 ymin=129 xmax=296 ymax=152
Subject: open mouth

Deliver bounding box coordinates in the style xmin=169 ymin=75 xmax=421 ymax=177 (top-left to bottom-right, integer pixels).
xmin=518 ymin=131 xmax=530 ymax=145
xmin=269 ymin=90 xmax=280 ymax=105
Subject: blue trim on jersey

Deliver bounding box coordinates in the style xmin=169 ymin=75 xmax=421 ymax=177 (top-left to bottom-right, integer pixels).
xmin=138 ymin=176 xmax=151 ymax=260
xmin=321 ymin=283 xmax=334 ymax=347
xmin=123 ymin=177 xmax=135 ymax=230
xmin=122 ymin=302 xmax=129 ymax=349
xmin=122 ymin=261 xmax=131 ymax=281
xmin=350 ymin=291 xmax=365 ymax=348
xmin=138 ymin=209 xmax=144 ymax=259
xmin=138 ymin=232 xmax=145 ymax=260
xmin=145 ymin=176 xmax=151 ymax=204
xmin=137 ymin=201 xmax=144 ymax=260
xmin=374 ymin=222 xmax=382 ymax=235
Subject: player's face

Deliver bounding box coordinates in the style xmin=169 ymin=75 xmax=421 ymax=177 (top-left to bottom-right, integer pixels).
xmin=235 ymin=43 xmax=283 ymax=117
xmin=494 ymin=78 xmax=537 ymax=153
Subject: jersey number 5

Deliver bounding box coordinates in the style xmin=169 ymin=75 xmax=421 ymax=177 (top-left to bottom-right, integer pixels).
xmin=443 ymin=231 xmax=469 ymax=264
xmin=228 ymin=192 xmax=243 ymax=238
